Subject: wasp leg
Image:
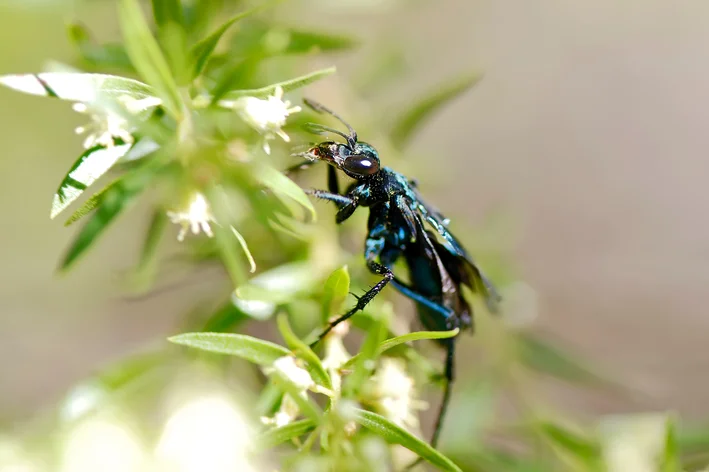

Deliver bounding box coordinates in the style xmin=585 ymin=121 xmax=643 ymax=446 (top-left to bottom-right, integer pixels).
xmin=311 ymin=248 xmax=392 ymax=347
xmin=305 ymin=189 xmax=354 ymax=207
xmin=432 ymin=338 xmax=455 ymax=448
xmin=389 ymin=279 xmax=455 ymax=320
xmin=327 ymin=165 xmax=340 ymax=195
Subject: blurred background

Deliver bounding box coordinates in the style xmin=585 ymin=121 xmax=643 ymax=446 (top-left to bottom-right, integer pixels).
xmin=2 ymin=0 xmax=709 ymax=469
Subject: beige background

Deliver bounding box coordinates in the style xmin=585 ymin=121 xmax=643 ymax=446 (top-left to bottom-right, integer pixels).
xmin=1 ymin=0 xmax=708 ymax=426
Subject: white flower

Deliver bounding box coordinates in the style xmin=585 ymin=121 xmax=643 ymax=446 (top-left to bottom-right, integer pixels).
xmin=73 ymin=102 xmax=134 ymax=149
xmin=321 ymin=321 xmax=352 ymax=393
xmin=368 ymin=358 xmax=427 ymax=429
xmin=261 ymin=394 xmax=302 ymax=428
xmin=219 ymin=86 xmax=301 ymax=154
xmin=167 ymin=192 xmax=215 ymax=242
xmin=72 ymin=95 xmax=162 ymax=150
xmin=270 ymin=356 xmax=315 ymax=391
xmin=261 ymin=356 xmax=331 ymax=427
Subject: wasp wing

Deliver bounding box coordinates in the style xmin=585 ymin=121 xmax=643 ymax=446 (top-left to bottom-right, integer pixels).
xmin=412 ymin=190 xmax=501 ymax=313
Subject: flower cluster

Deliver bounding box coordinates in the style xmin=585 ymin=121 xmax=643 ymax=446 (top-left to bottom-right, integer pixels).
xmin=219 ymin=86 xmax=301 ymax=154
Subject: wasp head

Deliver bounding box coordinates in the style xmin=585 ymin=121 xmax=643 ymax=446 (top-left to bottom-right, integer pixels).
xmin=298 ymin=141 xmax=381 ymax=180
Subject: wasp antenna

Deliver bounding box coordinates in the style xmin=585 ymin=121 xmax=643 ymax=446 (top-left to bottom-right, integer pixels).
xmin=303 ymin=97 xmax=358 ymax=146
xmin=304 ymin=122 xmax=351 ymax=142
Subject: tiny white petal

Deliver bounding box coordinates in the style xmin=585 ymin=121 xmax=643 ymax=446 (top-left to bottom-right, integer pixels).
xmin=271 ymin=356 xmax=314 ymax=391
xmin=167 ymin=192 xmax=216 ymax=242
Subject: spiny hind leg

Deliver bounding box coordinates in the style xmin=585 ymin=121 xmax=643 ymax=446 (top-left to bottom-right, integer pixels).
xmin=310 ymin=239 xmax=390 ymax=347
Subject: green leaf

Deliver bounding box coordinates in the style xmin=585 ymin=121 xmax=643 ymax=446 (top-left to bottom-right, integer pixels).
xmin=219 ymin=67 xmax=336 ymax=101
xmin=50 ymin=142 xmax=132 ymax=219
xmin=183 ymin=0 xmax=222 ymax=39
xmin=222 ymin=22 xmax=358 ymax=58
xmin=205 ymin=188 xmax=248 ymax=287
xmin=249 ymin=161 xmax=316 ymax=221
xmin=63 ymin=178 xmax=118 ymax=226
xmin=353 ymin=46 xmax=408 ymax=96
xmin=277 ymin=314 xmax=332 ymax=390
xmin=118 ymin=0 xmax=183 ymax=118
xmin=96 ymin=350 xmax=167 ymax=391
xmin=255 ymin=418 xmax=316 ymax=451
xmin=390 ymin=72 xmax=482 ymax=149
xmin=129 ymin=209 xmax=168 ymax=292
xmin=59 ymin=165 xmax=156 ymax=270
xmin=0 ymin=72 xmax=155 ymax=103
xmin=200 ymin=298 xmax=251 ymax=333
xmin=230 ymin=225 xmax=256 ymax=273
xmin=342 ymin=328 xmax=459 ymax=370
xmin=322 ymin=265 xmax=350 ymax=319
xmin=270 ymin=369 xmax=322 ymax=422
xmin=354 ymin=408 xmax=462 ymax=472
xmin=661 ymin=416 xmax=680 ymax=472
xmin=151 ymin=0 xmax=184 ymax=30
xmin=517 ymin=333 xmax=605 ymax=384
xmin=235 ymin=262 xmax=316 ymax=304
xmin=190 ymin=3 xmax=270 ymax=79
xmin=168 ymin=332 xmax=291 ymax=365
xmin=538 ymin=421 xmax=600 ymax=464
xmin=280 ymin=29 xmax=359 ymax=55
xmin=136 ymin=210 xmax=167 ymax=272
xmin=67 ymin=23 xmax=133 ymax=71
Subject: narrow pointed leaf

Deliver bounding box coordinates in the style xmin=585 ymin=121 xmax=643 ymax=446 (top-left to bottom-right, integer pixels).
xmin=255 ymin=418 xmax=316 ymax=450
xmin=390 ymin=72 xmax=482 ymax=148
xmin=230 ymin=225 xmax=256 ymax=273
xmin=67 ymin=23 xmax=133 ymax=71
xmin=250 ymin=162 xmax=316 ymax=221
xmin=206 ymin=188 xmax=248 ymax=287
xmin=0 ymin=72 xmax=155 ymax=103
xmin=51 ymin=142 xmax=132 ymax=219
xmin=190 ymin=3 xmax=270 ymax=78
xmin=151 ymin=0 xmax=184 ymax=29
xmin=59 ymin=168 xmax=154 ymax=270
xmin=219 ymin=67 xmax=336 ymax=101
xmin=517 ymin=333 xmax=605 ymax=384
xmin=322 ymin=265 xmax=350 ymax=318
xmin=280 ymin=29 xmax=358 ymax=55
xmin=235 ymin=262 xmax=317 ymax=304
xmin=342 ymin=328 xmax=459 ymax=369
xmin=63 ymin=178 xmax=119 ymax=226
xmin=118 ymin=0 xmax=183 ymax=118
xmin=277 ymin=314 xmax=332 ymax=390
xmin=661 ymin=416 xmax=680 ymax=472
xmin=354 ymin=408 xmax=462 ymax=472
xmin=538 ymin=421 xmax=601 ymax=465
xmin=131 ymin=209 xmax=168 ymax=290
xmin=168 ymin=332 xmax=290 ymax=365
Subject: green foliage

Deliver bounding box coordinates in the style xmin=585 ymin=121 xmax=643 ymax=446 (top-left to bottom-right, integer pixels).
xmin=354 ymin=409 xmax=463 ymax=472
xmin=2 ymin=1 xmax=706 ymax=472
xmin=169 ymin=332 xmax=291 ymax=365
xmin=390 ymin=72 xmax=482 ymax=149
xmin=118 ymin=0 xmax=183 ymax=118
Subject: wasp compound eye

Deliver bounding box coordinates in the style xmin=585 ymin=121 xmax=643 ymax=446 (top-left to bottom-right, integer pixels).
xmin=343 ymin=154 xmax=379 ymax=176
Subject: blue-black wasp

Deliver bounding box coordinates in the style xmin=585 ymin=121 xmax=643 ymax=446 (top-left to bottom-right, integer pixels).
xmin=290 ymin=98 xmax=500 ymax=449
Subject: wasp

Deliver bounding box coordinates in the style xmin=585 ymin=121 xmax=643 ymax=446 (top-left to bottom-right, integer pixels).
xmin=291 ymin=98 xmax=500 ymax=449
